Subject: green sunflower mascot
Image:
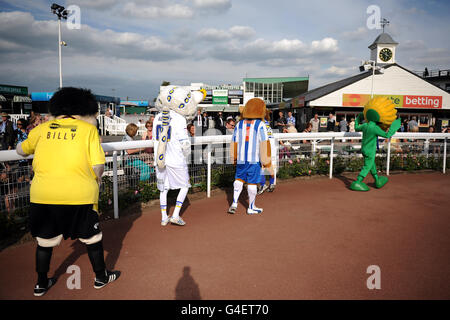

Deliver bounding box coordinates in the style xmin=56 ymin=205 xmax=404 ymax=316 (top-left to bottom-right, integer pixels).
xmin=350 ymin=96 xmax=402 ymax=191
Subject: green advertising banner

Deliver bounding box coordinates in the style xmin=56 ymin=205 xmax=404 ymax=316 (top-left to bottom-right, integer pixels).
xmin=213 ymin=96 xmax=228 ymax=104
xmin=0 ymin=84 xmax=28 ymax=95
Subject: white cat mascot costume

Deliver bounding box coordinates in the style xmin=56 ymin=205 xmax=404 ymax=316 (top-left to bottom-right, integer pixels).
xmin=153 ymin=86 xmax=206 ymax=226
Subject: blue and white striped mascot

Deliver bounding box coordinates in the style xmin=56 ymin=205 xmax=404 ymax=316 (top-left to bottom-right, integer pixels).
xmin=153 ymin=86 xmax=206 ymax=226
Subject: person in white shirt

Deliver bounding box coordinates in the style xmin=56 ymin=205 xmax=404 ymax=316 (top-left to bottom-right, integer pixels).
xmin=287 ymin=111 xmax=296 ymax=128
xmin=309 ymin=113 xmax=320 ymax=133
xmin=193 ymin=109 xmax=203 ymax=135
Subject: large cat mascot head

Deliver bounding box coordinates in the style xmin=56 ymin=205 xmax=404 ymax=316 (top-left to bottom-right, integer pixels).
xmin=155 ymin=86 xmax=206 ymax=120
xmin=155 ymin=86 xmax=206 ymax=169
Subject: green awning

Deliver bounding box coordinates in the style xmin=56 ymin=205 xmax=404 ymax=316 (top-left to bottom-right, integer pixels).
xmin=243 ymin=77 xmax=309 ymax=84
xmin=121 ymin=106 xmax=147 ymax=114
xmin=223 ymin=106 xmax=240 ymax=112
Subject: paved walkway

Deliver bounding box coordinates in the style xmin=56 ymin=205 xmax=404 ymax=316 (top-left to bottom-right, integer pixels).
xmin=1 ymin=172 xmax=449 ymax=300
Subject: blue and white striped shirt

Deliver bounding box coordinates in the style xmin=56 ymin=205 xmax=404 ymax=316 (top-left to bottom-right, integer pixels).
xmin=232 ymin=119 xmax=269 ymax=164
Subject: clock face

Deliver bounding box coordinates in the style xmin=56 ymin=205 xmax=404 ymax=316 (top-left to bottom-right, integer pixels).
xmin=379 ymin=48 xmax=393 ymax=62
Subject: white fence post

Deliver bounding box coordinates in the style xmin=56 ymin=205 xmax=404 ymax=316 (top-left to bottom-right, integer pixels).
xmin=329 ymin=137 xmax=334 ymax=179
xmin=113 ymin=151 xmax=119 ymax=219
xmin=207 ymin=143 xmax=211 ymax=198
xmin=274 ymin=138 xmax=278 ymax=185
xmin=386 ymin=138 xmax=391 ymax=176
xmin=311 ymin=139 xmax=317 ymax=167
xmin=444 ymin=137 xmax=447 ymax=174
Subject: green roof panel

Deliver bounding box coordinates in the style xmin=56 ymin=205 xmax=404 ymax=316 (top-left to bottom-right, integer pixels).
xmin=243 ymin=77 xmax=309 ymax=84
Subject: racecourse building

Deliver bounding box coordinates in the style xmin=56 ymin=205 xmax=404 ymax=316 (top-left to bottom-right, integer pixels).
xmin=287 ymin=32 xmax=450 ymax=132
xmin=163 ymin=77 xmax=309 ymax=114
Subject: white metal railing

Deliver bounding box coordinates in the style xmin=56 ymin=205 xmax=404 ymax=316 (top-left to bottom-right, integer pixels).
xmin=9 ymin=114 xmax=29 ymax=124
xmin=0 ymin=132 xmax=448 ymax=220
xmin=97 ymin=114 xmax=148 ymax=136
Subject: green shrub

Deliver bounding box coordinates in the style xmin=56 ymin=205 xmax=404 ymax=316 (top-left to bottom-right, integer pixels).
xmin=212 ymin=166 xmax=235 ymax=187
xmin=332 ymin=156 xmax=347 ymax=174
xmin=98 ymin=175 xmax=114 ymax=213
xmin=0 ymin=212 xmax=14 ymax=240
xmin=136 ymin=181 xmax=159 ymax=202
xmin=345 ymin=156 xmax=364 ymax=172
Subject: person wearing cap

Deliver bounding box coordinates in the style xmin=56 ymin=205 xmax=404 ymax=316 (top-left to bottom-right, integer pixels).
xmin=0 ymin=112 xmax=17 ymax=150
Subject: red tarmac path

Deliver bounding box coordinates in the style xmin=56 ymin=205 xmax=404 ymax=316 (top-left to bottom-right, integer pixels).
xmin=0 ymin=172 xmax=449 ymax=300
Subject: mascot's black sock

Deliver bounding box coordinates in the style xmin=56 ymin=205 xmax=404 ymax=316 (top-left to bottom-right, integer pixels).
xmin=36 ymin=245 xmax=53 ymax=287
xmin=86 ymin=240 xmax=106 ymax=279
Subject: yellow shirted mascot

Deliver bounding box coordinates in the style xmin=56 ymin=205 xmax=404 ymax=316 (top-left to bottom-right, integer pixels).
xmin=16 ymin=87 xmax=120 ymax=296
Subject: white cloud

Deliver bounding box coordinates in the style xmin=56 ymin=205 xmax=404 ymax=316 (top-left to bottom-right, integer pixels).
xmin=0 ymin=11 xmax=188 ymax=61
xmin=341 ymin=27 xmax=368 ymax=41
xmin=324 ymin=66 xmax=353 ymax=76
xmin=311 ymin=38 xmax=338 ymax=53
xmin=208 ymin=36 xmax=339 ymax=64
xmin=272 ymin=39 xmax=306 ymax=53
xmin=122 ymin=2 xmax=194 ymax=19
xmin=117 ymin=0 xmax=232 ymax=19
xmin=229 ymin=25 xmax=255 ymax=39
xmin=68 ymin=0 xmax=119 ymax=10
xmin=192 ymin=0 xmax=232 ymax=10
xmin=409 ymin=48 xmax=450 ymax=66
xmin=399 ymin=40 xmax=426 ymax=51
xmin=197 ymin=28 xmax=230 ymax=41
xmin=197 ymin=25 xmax=255 ymax=41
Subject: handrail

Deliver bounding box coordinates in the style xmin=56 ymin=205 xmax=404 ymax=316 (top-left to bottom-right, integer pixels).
xmin=1 ymin=132 xmax=449 ymax=162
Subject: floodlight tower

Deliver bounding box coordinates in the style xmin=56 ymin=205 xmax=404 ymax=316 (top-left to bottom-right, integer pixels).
xmin=51 ymin=3 xmax=68 ymax=88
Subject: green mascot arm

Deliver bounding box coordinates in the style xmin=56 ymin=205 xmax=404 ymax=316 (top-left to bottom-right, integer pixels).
xmin=375 ymin=119 xmax=402 ymax=138
xmin=355 ymin=113 xmax=365 ymax=132
xmin=373 ymin=118 xmax=401 ymax=139
xmin=386 ymin=118 xmax=402 ymax=138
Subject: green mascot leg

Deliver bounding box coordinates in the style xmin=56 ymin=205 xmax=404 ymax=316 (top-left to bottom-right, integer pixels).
xmin=369 ymin=160 xmax=389 ymax=188
xmin=350 ymin=155 xmax=375 ymax=191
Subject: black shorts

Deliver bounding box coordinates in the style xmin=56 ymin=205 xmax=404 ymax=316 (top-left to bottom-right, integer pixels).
xmin=29 ymin=203 xmax=101 ymax=240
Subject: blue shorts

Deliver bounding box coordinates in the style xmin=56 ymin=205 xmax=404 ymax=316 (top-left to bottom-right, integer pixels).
xmin=235 ymin=162 xmax=261 ymax=184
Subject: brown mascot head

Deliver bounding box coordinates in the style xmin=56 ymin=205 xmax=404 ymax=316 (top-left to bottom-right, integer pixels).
xmin=242 ymin=98 xmax=266 ymax=120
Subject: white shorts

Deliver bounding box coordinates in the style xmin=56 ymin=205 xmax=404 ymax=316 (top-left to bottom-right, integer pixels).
xmin=156 ymin=165 xmax=191 ymax=191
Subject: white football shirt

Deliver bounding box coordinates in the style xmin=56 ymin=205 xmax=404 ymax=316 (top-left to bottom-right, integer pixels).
xmin=232 ymin=119 xmax=268 ymax=164
xmin=153 ymin=110 xmax=190 ymax=168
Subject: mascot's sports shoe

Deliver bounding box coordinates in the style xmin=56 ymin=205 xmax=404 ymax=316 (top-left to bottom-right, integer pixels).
xmin=268 ymin=184 xmax=275 ymax=192
xmin=94 ymin=270 xmax=121 ymax=289
xmin=161 ymin=217 xmax=170 ymax=226
xmin=375 ymin=176 xmax=388 ymax=189
xmin=257 ymin=184 xmax=269 ymax=195
xmin=34 ymin=278 xmax=57 ymax=297
xmin=247 ymin=207 xmax=263 ymax=215
xmin=170 ymin=216 xmax=186 ymax=226
xmin=228 ymin=205 xmax=237 ymax=214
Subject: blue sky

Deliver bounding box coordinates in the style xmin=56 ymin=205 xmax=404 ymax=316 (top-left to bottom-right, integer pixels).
xmin=0 ymin=0 xmax=449 ymax=101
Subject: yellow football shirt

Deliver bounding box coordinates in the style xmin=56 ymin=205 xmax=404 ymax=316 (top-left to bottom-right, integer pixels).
xmin=21 ymin=118 xmax=105 ymax=206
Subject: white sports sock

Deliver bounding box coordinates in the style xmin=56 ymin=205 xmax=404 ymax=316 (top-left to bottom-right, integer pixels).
xmin=160 ymin=188 xmax=169 ymax=220
xmin=247 ymin=184 xmax=257 ymax=209
xmin=172 ymin=187 xmax=189 ymax=219
xmin=232 ymin=180 xmax=244 ymax=207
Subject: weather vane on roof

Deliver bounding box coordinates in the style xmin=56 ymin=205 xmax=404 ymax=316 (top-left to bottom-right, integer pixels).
xmin=380 ymin=18 xmax=389 ymax=33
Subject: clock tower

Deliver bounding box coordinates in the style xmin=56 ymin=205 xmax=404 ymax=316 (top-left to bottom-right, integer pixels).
xmin=368 ymin=32 xmax=398 ymax=65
